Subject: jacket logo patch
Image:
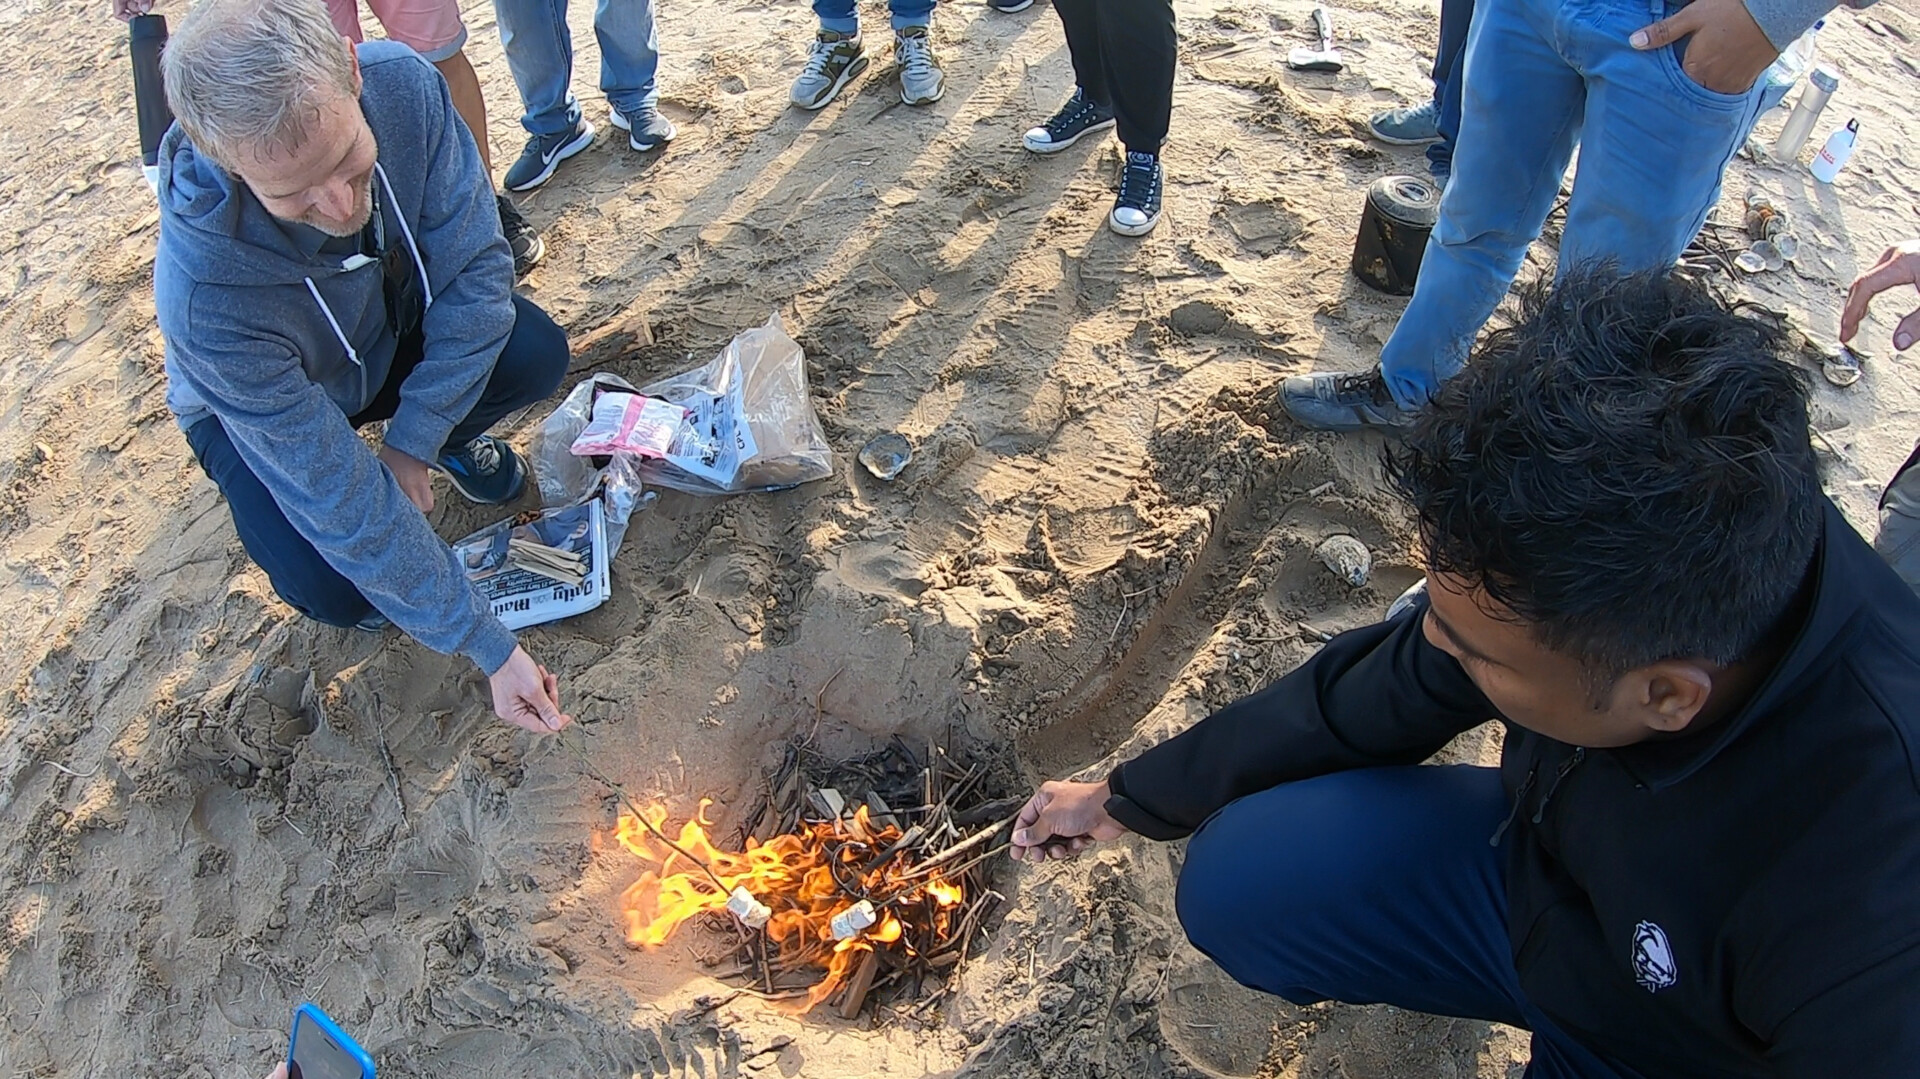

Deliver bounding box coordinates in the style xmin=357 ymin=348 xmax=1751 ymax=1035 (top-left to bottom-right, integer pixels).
xmin=1632 ymin=921 xmax=1678 ymax=992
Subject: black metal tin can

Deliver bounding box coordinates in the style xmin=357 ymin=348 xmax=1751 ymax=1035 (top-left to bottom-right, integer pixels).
xmin=1350 ymin=175 xmax=1441 ymax=296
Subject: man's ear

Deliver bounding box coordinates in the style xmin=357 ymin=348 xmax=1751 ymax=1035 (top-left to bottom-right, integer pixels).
xmin=345 ymin=35 xmax=363 ymax=96
xmin=1632 ymin=662 xmax=1715 ymax=733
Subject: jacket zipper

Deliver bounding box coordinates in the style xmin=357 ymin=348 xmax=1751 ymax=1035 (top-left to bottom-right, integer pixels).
xmin=1490 ymin=762 xmax=1539 ymax=846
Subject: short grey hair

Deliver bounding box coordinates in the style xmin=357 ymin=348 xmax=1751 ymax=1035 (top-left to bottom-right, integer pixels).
xmin=161 ymin=0 xmax=358 ymax=170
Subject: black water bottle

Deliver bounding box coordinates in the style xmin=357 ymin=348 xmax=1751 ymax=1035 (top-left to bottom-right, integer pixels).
xmin=129 ymin=14 xmax=171 ymax=189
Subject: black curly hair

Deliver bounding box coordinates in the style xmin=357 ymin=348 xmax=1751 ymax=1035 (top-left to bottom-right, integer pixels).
xmin=1385 ymin=267 xmax=1823 ymax=676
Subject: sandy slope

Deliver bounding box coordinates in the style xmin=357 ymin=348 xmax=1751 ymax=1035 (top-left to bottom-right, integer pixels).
xmin=0 ymin=0 xmax=1915 ymax=1074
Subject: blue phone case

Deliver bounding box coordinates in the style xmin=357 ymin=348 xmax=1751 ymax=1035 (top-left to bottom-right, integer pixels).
xmin=289 ymin=1002 xmax=376 ymax=1079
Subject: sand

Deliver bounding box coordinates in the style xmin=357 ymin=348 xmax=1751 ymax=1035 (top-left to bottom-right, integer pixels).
xmin=1 ymin=0 xmax=1916 ymax=1074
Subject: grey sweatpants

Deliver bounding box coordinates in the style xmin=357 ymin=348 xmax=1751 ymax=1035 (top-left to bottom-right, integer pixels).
xmin=1880 ymin=444 xmax=1920 ymax=597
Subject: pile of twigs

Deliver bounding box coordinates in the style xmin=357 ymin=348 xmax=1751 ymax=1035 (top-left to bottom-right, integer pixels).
xmin=719 ymin=736 xmax=1018 ymax=1021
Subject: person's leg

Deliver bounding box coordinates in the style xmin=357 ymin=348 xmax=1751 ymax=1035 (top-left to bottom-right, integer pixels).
xmin=440 ymin=294 xmax=572 ymax=451
xmin=185 ymin=418 xmax=376 ymax=629
xmin=1375 ymin=0 xmax=1583 ymax=409
xmin=1090 ymin=0 xmax=1175 ymax=155
xmin=1428 ymin=0 xmax=1473 ymax=179
xmin=1553 ymin=0 xmax=1766 ymax=275
xmin=1177 ymin=766 xmax=1644 ymax=1079
xmin=594 ymin=0 xmax=663 ymax=119
xmin=1877 ymin=442 xmax=1920 ymax=595
xmin=435 ymin=51 xmax=494 ymax=173
xmin=888 ymin=0 xmax=935 ymax=31
xmin=323 ymin=0 xmax=367 ymax=44
xmin=813 ymin=0 xmax=859 ymax=35
xmin=1050 ymin=0 xmax=1112 ymax=109
xmin=492 ymin=0 xmax=583 ymax=137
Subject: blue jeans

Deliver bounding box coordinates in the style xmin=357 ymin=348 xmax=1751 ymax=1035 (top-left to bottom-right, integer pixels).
xmin=1178 ymin=766 xmax=1646 ymax=1079
xmin=813 ymin=0 xmax=937 ymax=34
xmin=1378 ymin=0 xmax=1767 ymax=408
xmin=184 ymin=295 xmax=568 ymax=628
xmin=1427 ymin=0 xmax=1473 ymax=179
xmin=493 ymin=0 xmax=662 ymax=136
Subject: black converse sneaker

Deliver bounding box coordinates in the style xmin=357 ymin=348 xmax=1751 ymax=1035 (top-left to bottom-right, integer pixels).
xmin=1021 ymin=88 xmax=1116 ymax=154
xmin=1110 ymin=151 xmax=1163 ymax=237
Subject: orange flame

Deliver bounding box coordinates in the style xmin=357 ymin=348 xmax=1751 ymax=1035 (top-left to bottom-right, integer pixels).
xmin=615 ymin=800 xmax=965 ymax=1010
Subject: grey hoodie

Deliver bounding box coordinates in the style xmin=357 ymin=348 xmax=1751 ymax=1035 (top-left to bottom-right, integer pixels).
xmin=1745 ymin=0 xmax=1876 ymax=51
xmin=154 ymin=42 xmax=519 ymax=674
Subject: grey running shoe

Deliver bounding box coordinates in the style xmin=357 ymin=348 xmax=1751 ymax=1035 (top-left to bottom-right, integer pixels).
xmin=894 ymin=26 xmax=945 ymax=105
xmin=503 ymin=118 xmax=595 ymax=191
xmin=791 ymin=30 xmax=869 ymax=110
xmin=1367 ymin=100 xmax=1441 ymax=145
xmin=610 ymin=103 xmax=678 ymax=151
xmin=1280 ymin=368 xmax=1414 ymax=432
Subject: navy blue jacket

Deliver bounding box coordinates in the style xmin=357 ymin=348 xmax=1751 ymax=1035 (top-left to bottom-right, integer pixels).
xmin=1107 ymin=501 xmax=1920 ymax=1077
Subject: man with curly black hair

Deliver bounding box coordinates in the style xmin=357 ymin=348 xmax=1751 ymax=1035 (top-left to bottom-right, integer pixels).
xmin=1011 ymin=268 xmax=1920 ymax=1076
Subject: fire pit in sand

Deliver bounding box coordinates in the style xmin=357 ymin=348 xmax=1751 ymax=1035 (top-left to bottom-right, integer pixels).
xmin=607 ymin=738 xmax=1020 ymax=1020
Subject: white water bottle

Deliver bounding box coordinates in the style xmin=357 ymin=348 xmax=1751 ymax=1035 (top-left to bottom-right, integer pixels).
xmin=1810 ymin=118 xmax=1859 ymax=183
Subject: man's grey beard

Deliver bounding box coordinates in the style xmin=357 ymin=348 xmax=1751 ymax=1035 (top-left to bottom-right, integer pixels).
xmin=299 ymin=172 xmax=374 ymax=237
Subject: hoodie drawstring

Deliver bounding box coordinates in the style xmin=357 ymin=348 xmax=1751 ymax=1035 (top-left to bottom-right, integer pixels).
xmin=1490 ymin=763 xmax=1538 ymax=847
xmin=304 ymin=276 xmax=368 ymax=404
xmin=373 ymin=162 xmax=433 ymax=312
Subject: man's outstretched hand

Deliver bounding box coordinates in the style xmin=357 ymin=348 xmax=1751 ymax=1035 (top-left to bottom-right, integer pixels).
xmin=1841 ymin=239 xmax=1920 ymax=351
xmin=1009 ymin=779 xmax=1128 ymax=863
xmin=489 ymin=645 xmax=572 ymax=733
xmin=1630 ymin=0 xmax=1777 ymax=96
xmin=111 ymin=0 xmax=154 ymax=19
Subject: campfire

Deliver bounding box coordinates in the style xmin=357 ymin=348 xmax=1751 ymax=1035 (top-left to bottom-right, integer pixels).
xmin=611 ymin=739 xmax=1018 ymax=1019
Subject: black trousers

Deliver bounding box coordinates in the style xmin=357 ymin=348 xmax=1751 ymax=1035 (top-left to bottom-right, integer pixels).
xmin=1052 ymin=0 xmax=1176 ymax=155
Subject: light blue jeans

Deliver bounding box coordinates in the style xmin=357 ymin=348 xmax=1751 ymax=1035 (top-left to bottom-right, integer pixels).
xmin=1378 ymin=0 xmax=1768 ymax=408
xmin=813 ymin=0 xmax=937 ymax=34
xmin=492 ymin=0 xmax=661 ymax=136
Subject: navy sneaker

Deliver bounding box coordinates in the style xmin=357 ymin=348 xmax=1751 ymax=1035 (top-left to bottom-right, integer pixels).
xmin=1109 ymin=151 xmax=1163 ymax=237
xmin=1022 ymin=88 xmax=1115 ymax=154
xmin=990 ymin=0 xmax=1035 ymax=11
xmin=436 ymin=436 xmax=527 ymax=505
xmin=496 ymin=195 xmax=544 ymax=278
xmin=609 ymin=104 xmax=677 ymax=152
xmin=503 ymin=118 xmax=596 ymax=192
xmin=1280 ymin=368 xmax=1413 ymax=432
xmin=354 ymin=611 xmax=392 ymax=633
xmin=1367 ymin=100 xmax=1441 ymax=145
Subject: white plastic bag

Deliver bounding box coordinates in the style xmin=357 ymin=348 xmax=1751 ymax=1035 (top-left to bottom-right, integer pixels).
xmin=530 ymin=373 xmax=648 ymax=555
xmin=633 ymin=314 xmax=834 ymax=495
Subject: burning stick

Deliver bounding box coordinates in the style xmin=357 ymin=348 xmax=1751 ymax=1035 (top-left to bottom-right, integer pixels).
xmin=556 ymin=732 xmax=733 ymax=899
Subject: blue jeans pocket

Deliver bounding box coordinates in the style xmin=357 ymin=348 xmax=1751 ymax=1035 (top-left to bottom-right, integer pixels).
xmin=1651 ymin=0 xmax=1757 ymax=109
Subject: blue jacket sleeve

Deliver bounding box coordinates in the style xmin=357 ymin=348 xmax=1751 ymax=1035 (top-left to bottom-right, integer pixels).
xmin=380 ymin=63 xmax=517 ymax=465
xmin=173 ymin=297 xmax=520 ymax=674
xmin=1106 ymin=605 xmax=1497 ymax=839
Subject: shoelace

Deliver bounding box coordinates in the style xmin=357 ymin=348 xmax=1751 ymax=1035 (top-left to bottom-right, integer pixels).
xmin=1117 ymin=154 xmax=1160 ymax=209
xmin=1046 ymin=92 xmax=1097 ymax=137
xmin=803 ymin=35 xmax=849 ymax=78
xmin=1332 ymin=371 xmax=1381 ymax=398
xmin=461 ymin=438 xmax=500 ymax=473
xmin=897 ymin=32 xmax=934 ymax=77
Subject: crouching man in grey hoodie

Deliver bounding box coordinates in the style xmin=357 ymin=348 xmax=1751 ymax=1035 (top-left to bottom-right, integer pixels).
xmin=154 ymin=0 xmax=573 ymax=734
